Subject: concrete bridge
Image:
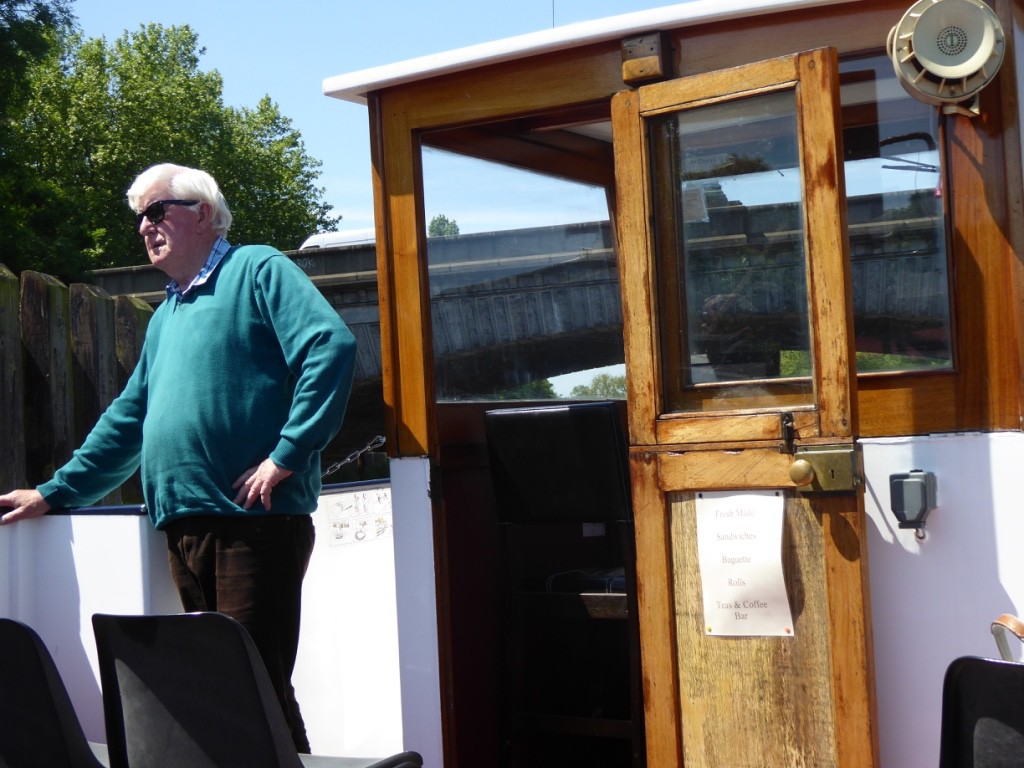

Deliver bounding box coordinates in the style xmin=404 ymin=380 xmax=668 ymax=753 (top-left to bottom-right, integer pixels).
xmin=89 ymin=222 xmax=623 ymax=451
xmin=90 ymin=208 xmax=948 ymax=411
xmin=90 ymin=222 xmax=625 ymax=402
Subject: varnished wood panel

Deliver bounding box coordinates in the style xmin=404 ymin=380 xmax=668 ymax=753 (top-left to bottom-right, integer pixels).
xmin=371 ymin=43 xmax=627 ymax=458
xmin=948 ymin=87 xmax=1021 ymax=430
xmin=664 ymin=0 xmax=1023 ymax=436
xmin=796 ymin=48 xmax=857 ymax=438
xmin=657 ymin=448 xmax=817 ymax=492
xmin=369 ymin=0 xmax=1024 ymax=452
xmin=673 ymin=0 xmax=910 ymax=77
xmin=611 ymin=89 xmax=659 ymax=447
xmin=821 ymin=493 xmax=880 ymax=768
xmin=636 ymin=54 xmax=800 ymax=112
xmin=616 ymin=47 xmax=876 ymax=768
xmin=655 ymin=409 xmax=819 ymax=447
xmin=617 ymin=49 xmax=854 ymax=442
xmin=993 ymin=0 xmax=1024 ymax=430
xmin=423 ymin=120 xmax=615 ymax=188
xmin=373 ymin=92 xmax=435 ymax=457
xmin=629 ymin=451 xmax=683 ymax=767
xmin=857 ymin=373 xmax=959 ymax=436
xmin=671 ymin=491 xmax=837 ymax=767
xmin=391 ymin=41 xmax=624 ymax=132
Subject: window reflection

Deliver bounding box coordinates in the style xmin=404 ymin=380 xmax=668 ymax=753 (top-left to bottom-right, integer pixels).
xmin=840 ymin=54 xmax=951 ymax=372
xmin=652 ymin=89 xmax=814 ymax=412
xmin=417 ymin=53 xmax=950 ymax=407
xmin=420 ymin=147 xmax=621 ymax=402
xmin=652 ymin=54 xmax=952 ymax=414
xmin=678 ymin=92 xmax=810 ymax=387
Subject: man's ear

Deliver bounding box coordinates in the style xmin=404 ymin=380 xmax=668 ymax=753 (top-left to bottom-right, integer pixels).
xmin=196 ymin=201 xmax=213 ymax=229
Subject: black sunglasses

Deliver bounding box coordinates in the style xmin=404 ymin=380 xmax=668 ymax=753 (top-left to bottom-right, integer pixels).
xmin=135 ymin=199 xmax=199 ymax=228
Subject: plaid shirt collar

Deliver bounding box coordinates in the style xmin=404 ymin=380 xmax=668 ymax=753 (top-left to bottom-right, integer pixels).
xmin=166 ymin=236 xmax=232 ymax=298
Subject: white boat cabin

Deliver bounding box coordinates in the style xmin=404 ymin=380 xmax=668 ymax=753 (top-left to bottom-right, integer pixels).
xmin=322 ymin=1 xmax=1024 ymax=766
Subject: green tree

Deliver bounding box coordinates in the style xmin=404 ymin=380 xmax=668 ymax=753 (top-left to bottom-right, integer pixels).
xmin=570 ymin=372 xmax=627 ymax=399
xmin=495 ymin=378 xmax=557 ymax=400
xmin=0 ymin=1 xmax=71 ymax=133
xmin=428 ymin=214 xmax=459 ymax=237
xmin=213 ymin=96 xmax=337 ymax=252
xmin=7 ymin=23 xmax=338 ymax=279
xmin=0 ymin=1 xmax=81 ymax=274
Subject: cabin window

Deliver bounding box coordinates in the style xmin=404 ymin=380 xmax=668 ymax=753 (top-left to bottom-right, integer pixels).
xmin=839 ymin=53 xmax=951 ymax=375
xmin=650 ymin=52 xmax=952 ymax=412
xmin=421 ymin=147 xmax=624 ymax=402
xmin=649 ymin=87 xmax=814 ymax=413
xmin=414 ymin=53 xmax=949 ymax=408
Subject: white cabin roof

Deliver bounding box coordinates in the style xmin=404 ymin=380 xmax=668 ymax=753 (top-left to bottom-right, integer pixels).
xmin=323 ymin=0 xmax=857 ymax=104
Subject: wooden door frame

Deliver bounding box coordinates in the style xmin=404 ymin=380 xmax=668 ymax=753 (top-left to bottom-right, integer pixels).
xmin=614 ymin=48 xmax=856 ymax=446
xmin=612 ymin=48 xmax=877 ymax=767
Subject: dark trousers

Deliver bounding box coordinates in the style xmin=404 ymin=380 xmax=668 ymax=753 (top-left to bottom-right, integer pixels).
xmin=164 ymin=514 xmax=315 ymax=753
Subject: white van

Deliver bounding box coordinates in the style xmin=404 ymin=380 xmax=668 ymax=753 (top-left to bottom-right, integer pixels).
xmin=298 ymin=228 xmax=375 ymax=249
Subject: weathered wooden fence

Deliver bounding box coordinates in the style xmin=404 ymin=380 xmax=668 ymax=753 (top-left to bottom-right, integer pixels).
xmin=1 ymin=265 xmax=152 ymax=503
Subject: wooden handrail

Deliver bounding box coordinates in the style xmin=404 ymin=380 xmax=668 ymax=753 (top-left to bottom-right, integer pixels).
xmin=991 ymin=613 xmax=1024 ymax=661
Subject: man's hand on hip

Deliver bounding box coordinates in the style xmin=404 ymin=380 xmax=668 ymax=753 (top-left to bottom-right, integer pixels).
xmin=232 ymin=459 xmax=293 ymax=511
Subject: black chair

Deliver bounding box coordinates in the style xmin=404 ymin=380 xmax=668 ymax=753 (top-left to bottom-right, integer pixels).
xmin=0 ymin=617 xmax=109 ymax=768
xmin=91 ymin=613 xmax=422 ymax=768
xmin=939 ymin=655 xmax=1024 ymax=768
xmin=485 ymin=401 xmax=645 ymax=768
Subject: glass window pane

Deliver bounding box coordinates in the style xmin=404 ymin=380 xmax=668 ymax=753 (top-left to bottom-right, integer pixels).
xmin=421 ymin=146 xmax=623 ymax=402
xmin=840 ymin=54 xmax=952 ymax=373
xmin=652 ymin=89 xmax=813 ymax=413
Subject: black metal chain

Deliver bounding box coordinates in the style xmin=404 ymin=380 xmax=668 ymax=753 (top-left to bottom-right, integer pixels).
xmin=320 ymin=434 xmax=386 ymax=479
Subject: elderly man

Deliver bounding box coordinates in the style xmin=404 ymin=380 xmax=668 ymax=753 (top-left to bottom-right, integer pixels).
xmin=0 ymin=163 xmax=356 ymax=752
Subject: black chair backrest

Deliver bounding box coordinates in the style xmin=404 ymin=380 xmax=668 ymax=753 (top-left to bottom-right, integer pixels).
xmin=939 ymin=655 xmax=1024 ymax=768
xmin=91 ymin=612 xmax=302 ymax=768
xmin=485 ymin=401 xmax=631 ymax=525
xmin=0 ymin=618 xmax=105 ymax=768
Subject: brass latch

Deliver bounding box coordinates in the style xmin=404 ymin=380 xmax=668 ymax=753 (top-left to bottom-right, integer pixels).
xmin=789 ymin=445 xmax=860 ymax=493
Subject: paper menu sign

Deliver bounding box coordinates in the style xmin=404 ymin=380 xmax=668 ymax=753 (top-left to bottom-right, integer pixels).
xmin=696 ymin=490 xmax=794 ymax=637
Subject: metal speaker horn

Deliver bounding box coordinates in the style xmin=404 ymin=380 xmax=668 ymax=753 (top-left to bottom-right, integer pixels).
xmin=887 ymin=0 xmax=1005 ymax=111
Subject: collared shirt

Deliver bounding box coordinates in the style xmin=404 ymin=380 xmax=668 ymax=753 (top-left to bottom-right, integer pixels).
xmin=166 ymin=236 xmax=232 ymax=299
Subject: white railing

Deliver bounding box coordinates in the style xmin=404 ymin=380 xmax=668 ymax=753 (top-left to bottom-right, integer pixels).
xmin=0 ymin=480 xmax=404 ymax=759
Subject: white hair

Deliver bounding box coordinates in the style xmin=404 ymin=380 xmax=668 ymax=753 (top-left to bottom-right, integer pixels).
xmin=127 ymin=163 xmax=233 ymax=236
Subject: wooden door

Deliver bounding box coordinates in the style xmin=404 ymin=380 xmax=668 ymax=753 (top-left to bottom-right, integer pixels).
xmin=611 ymin=48 xmax=877 ymax=768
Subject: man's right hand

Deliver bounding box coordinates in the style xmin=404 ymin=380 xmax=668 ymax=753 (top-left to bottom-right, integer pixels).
xmin=0 ymin=489 xmax=51 ymax=525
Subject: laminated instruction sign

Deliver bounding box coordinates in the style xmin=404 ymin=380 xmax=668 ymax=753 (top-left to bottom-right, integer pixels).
xmin=320 ymin=484 xmax=393 ymax=547
xmin=696 ymin=489 xmax=794 ymax=637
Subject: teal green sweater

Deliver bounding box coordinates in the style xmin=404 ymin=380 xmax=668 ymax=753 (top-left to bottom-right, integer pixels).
xmin=38 ymin=245 xmax=357 ymax=529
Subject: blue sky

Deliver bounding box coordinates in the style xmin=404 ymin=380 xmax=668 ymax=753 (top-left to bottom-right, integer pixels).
xmin=71 ymin=0 xmax=677 ymax=238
